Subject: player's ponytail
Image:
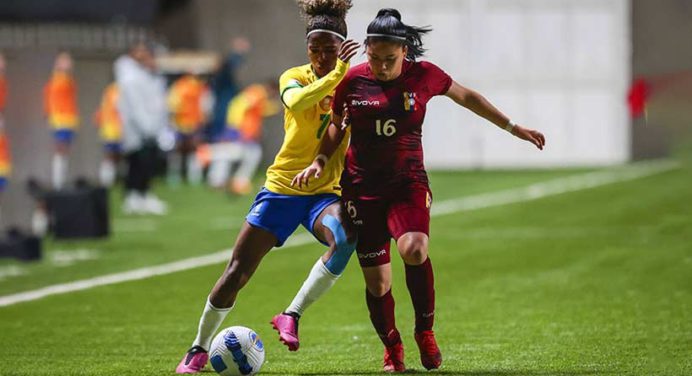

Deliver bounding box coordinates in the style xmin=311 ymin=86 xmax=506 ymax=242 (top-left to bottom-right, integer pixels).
xmin=297 ymin=0 xmax=353 ymax=40
xmin=366 ymin=8 xmax=431 ymax=61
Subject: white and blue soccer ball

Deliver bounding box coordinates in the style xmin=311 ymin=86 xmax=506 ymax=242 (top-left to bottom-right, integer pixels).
xmin=209 ymin=326 xmax=265 ymax=376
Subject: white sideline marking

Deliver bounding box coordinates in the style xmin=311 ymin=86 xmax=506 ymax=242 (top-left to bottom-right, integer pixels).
xmin=0 ymin=160 xmax=678 ymax=308
xmin=431 ymin=160 xmax=679 ymax=216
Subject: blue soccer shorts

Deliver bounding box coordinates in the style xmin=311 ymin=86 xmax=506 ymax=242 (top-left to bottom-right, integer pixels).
xmin=53 ymin=129 xmax=75 ymax=145
xmin=245 ymin=187 xmax=339 ymax=247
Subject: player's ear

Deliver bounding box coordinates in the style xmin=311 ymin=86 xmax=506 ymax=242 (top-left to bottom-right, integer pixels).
xmin=401 ymin=45 xmax=409 ymax=59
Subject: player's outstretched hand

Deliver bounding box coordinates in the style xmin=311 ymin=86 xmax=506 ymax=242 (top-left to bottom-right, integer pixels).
xmin=338 ymin=40 xmax=360 ymax=63
xmin=291 ymin=160 xmax=324 ymax=189
xmin=340 ymin=104 xmax=350 ymax=130
xmin=513 ymin=125 xmax=545 ymax=150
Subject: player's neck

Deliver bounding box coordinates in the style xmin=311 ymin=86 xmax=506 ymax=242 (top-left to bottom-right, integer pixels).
xmin=311 ymin=65 xmax=328 ymax=79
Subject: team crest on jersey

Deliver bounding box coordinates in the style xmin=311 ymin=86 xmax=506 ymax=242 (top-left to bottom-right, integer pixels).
xmin=403 ymin=91 xmax=418 ymax=112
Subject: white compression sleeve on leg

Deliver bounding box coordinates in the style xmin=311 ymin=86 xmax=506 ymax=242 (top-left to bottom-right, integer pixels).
xmin=99 ymin=159 xmax=116 ymax=187
xmin=192 ymin=298 xmax=233 ymax=351
xmin=285 ymin=258 xmax=339 ymax=316
xmin=52 ymin=154 xmax=67 ymax=190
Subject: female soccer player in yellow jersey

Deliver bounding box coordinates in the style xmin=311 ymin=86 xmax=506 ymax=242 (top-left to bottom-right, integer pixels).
xmin=176 ymin=1 xmax=359 ymax=373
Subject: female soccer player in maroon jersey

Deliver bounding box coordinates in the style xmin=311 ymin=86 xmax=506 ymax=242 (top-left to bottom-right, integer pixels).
xmin=293 ymin=8 xmax=545 ymax=373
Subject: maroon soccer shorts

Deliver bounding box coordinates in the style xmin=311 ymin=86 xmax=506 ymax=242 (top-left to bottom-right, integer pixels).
xmin=343 ymin=182 xmax=432 ymax=268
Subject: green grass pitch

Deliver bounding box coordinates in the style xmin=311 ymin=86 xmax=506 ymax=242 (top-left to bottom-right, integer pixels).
xmin=0 ymin=159 xmax=690 ymax=375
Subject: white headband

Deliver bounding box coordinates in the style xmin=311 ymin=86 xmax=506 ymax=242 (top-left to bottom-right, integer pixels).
xmin=306 ymin=29 xmax=346 ymax=41
xmin=367 ymin=33 xmax=408 ymax=41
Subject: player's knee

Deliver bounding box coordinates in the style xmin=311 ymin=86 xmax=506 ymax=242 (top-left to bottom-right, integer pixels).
xmin=366 ymin=280 xmax=391 ymax=297
xmin=322 ymin=214 xmax=357 ymax=275
xmin=398 ymin=235 xmax=428 ymax=265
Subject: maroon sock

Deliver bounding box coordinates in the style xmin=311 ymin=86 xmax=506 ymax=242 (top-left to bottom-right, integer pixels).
xmin=405 ymin=257 xmax=435 ymax=333
xmin=365 ymin=288 xmax=401 ymax=347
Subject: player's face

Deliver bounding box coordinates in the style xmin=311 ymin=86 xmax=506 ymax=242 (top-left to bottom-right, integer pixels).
xmin=366 ymin=40 xmax=407 ymax=82
xmin=307 ymin=33 xmax=342 ymax=78
xmin=54 ymin=52 xmax=74 ymax=72
xmin=131 ymin=44 xmax=156 ymax=71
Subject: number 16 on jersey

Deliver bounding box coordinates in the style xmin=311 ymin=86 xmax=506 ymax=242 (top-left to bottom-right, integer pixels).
xmin=375 ymin=119 xmax=397 ymax=137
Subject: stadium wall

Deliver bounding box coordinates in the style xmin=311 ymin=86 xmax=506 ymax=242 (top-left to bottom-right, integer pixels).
xmin=192 ymin=0 xmax=632 ymax=169
xmin=5 ymin=0 xmax=689 ymax=229
xmin=353 ymin=0 xmax=631 ymax=168
xmin=630 ymin=0 xmax=692 ymax=159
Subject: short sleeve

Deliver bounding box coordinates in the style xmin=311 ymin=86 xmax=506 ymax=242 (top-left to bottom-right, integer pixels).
xmin=420 ymin=61 xmax=453 ymax=97
xmin=331 ymin=72 xmax=351 ymax=117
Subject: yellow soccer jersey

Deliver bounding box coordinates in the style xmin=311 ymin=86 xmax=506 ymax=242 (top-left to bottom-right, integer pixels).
xmin=265 ymin=60 xmax=350 ymax=196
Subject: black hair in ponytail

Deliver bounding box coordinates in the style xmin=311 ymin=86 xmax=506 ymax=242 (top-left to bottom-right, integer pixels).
xmin=365 ymin=8 xmax=431 ymax=60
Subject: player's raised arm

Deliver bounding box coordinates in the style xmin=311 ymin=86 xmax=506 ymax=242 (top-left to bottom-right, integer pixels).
xmin=282 ymin=40 xmax=359 ymax=112
xmin=445 ymin=81 xmax=546 ymax=150
xmin=291 ymin=111 xmax=348 ymax=188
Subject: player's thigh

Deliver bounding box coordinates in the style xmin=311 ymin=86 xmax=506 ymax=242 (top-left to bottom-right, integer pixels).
xmin=175 ymin=132 xmax=195 ymax=152
xmin=348 ymin=198 xmax=392 ymax=268
xmin=226 ymin=221 xmax=277 ymax=274
xmin=311 ymin=200 xmax=357 ymax=248
xmin=387 ymin=184 xmax=432 ymax=241
xmin=53 ymin=129 xmax=74 ymax=153
xmin=246 ymin=188 xmax=306 ymax=247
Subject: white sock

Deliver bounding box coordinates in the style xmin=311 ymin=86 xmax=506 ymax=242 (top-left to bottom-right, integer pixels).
xmin=99 ymin=159 xmax=116 ymax=187
xmin=187 ymin=156 xmax=203 ymax=185
xmin=208 ymin=159 xmax=231 ymax=188
xmin=31 ymin=208 xmax=48 ymax=236
xmin=52 ymin=154 xmax=67 ymax=190
xmin=192 ymin=298 xmax=233 ymax=351
xmin=286 ymin=258 xmax=339 ymax=316
xmin=168 ymin=152 xmax=182 ymax=184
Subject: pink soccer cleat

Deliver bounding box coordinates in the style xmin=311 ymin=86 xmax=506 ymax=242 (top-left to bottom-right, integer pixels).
xmin=414 ymin=330 xmax=442 ymax=370
xmin=271 ymin=312 xmax=300 ymax=351
xmin=383 ymin=342 xmax=406 ymax=373
xmin=175 ymin=346 xmax=209 ymax=374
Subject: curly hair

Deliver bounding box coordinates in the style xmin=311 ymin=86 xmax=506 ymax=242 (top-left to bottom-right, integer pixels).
xmin=297 ymin=0 xmax=353 ymax=38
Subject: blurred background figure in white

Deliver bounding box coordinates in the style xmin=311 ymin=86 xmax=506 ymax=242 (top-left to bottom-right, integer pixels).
xmin=44 ymin=51 xmax=79 ymax=191
xmin=115 ymin=41 xmax=169 ymax=215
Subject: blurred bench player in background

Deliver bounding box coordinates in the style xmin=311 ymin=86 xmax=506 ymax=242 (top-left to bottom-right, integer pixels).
xmin=44 ymin=51 xmax=79 ymax=190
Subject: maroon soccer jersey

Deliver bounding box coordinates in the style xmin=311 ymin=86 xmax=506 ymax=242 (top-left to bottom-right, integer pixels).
xmin=332 ymin=60 xmax=452 ymax=192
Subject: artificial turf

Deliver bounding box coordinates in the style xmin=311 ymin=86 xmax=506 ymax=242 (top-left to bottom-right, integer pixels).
xmin=0 ymin=162 xmax=689 ymax=375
